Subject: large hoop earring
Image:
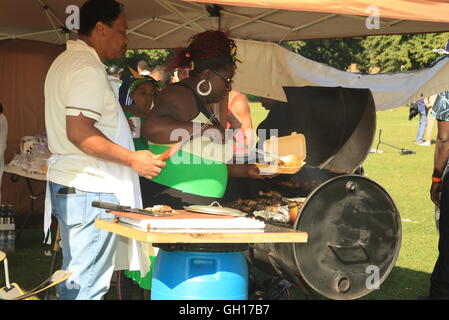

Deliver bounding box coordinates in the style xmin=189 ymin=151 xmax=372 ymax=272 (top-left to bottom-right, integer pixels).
xmin=196 ymin=80 xmax=212 ymax=96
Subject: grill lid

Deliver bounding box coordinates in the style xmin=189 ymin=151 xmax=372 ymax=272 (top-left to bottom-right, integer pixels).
xmin=283 ymin=86 xmax=376 ymax=174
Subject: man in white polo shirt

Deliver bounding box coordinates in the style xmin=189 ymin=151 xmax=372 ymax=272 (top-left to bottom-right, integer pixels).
xmin=44 ymin=0 xmax=165 ymax=300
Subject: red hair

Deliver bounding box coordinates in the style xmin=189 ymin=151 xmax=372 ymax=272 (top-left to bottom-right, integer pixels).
xmin=167 ymin=30 xmax=236 ymax=72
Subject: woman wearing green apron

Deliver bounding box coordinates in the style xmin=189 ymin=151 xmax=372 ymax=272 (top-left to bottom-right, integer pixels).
xmin=118 ymin=76 xmax=162 ymax=298
xmin=141 ymin=31 xmax=267 ymax=210
xmin=141 ymin=31 xmax=272 ymax=300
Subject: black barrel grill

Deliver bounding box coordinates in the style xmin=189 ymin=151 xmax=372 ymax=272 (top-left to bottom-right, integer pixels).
xmin=222 ymin=86 xmax=402 ymax=300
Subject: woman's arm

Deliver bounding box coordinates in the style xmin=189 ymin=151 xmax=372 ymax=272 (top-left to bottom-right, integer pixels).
xmin=228 ymin=163 xmax=271 ymax=179
xmin=142 ymin=86 xmax=198 ymax=144
xmin=229 ymin=94 xmax=255 ymax=147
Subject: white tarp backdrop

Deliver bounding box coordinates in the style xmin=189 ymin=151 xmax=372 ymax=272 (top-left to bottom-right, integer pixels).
xmin=233 ymin=39 xmax=449 ymax=109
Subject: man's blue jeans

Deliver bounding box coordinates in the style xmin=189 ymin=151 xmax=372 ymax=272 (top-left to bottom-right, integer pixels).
xmin=49 ymin=182 xmax=118 ymax=300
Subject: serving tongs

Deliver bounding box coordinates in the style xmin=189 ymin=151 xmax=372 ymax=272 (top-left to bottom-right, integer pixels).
xmin=233 ymin=140 xmax=285 ymax=163
xmin=91 ymin=201 xmax=173 ymax=217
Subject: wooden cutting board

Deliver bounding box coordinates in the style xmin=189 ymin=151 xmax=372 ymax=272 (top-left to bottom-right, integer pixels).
xmin=108 ymin=209 xmax=265 ymax=231
xmin=108 ymin=209 xmax=236 ymax=221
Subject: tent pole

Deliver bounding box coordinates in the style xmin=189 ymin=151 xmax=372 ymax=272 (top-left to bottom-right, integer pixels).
xmin=220 ymin=9 xmax=291 ymax=31
xmin=0 ymin=29 xmax=63 ymax=41
xmin=292 ymin=14 xmax=339 ymax=32
xmin=37 ymin=0 xmax=66 ymax=42
xmin=229 ymin=9 xmax=280 ymax=32
xmin=156 ymin=0 xmax=205 ymax=32
xmin=154 ymin=17 xmax=197 ymax=30
xmin=153 ymin=14 xmax=207 ymax=41
xmin=128 ymin=31 xmax=156 ymax=41
xmin=127 ymin=17 xmax=155 ymax=34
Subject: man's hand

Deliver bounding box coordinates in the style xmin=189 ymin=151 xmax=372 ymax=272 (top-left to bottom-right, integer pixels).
xmin=430 ymin=181 xmax=442 ymax=207
xmin=67 ymin=113 xmax=165 ymax=178
xmin=129 ymin=150 xmax=166 ymax=179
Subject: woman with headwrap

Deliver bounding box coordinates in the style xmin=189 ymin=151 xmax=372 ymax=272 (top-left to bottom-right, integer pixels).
xmin=141 ymin=30 xmax=268 ymax=209
xmin=119 ymin=76 xmax=162 ymax=151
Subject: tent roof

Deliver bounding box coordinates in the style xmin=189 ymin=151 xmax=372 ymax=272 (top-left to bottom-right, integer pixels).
xmin=189 ymin=0 xmax=449 ymax=23
xmin=2 ymin=0 xmax=449 ymax=49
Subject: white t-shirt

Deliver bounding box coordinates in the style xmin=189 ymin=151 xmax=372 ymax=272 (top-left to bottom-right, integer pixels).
xmin=44 ymin=39 xmax=120 ymax=193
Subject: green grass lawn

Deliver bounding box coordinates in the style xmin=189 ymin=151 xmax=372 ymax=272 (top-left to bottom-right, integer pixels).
xmin=0 ymin=104 xmax=440 ymax=300
xmin=359 ymin=107 xmax=439 ymax=299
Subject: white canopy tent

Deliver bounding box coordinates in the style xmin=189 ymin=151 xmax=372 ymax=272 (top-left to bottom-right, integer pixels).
xmin=2 ymin=0 xmax=449 ymax=48
xmin=1 ymin=0 xmax=449 ymax=110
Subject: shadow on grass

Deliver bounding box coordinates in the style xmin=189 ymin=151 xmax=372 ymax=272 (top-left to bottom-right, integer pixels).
xmin=287 ymin=266 xmax=432 ymax=300
xmin=362 ymin=266 xmax=431 ymax=300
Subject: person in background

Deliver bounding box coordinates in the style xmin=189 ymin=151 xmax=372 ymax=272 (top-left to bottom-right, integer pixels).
xmin=415 ymin=99 xmax=429 ymax=145
xmin=426 ymin=41 xmax=449 ymax=147
xmin=119 ymin=76 xmax=162 ymax=150
xmin=226 ymin=91 xmax=254 ymax=156
xmin=423 ymin=94 xmax=442 ymax=146
xmin=428 ymin=89 xmax=449 ymax=300
xmin=0 ymin=103 xmax=7 ymax=204
xmin=137 ymin=59 xmax=151 ymax=76
xmin=44 ymin=0 xmax=165 ymax=300
xmin=150 ymin=65 xmax=167 ymax=84
xmin=106 ymin=64 xmax=124 ymax=99
xmin=170 ymin=67 xmax=189 ymax=83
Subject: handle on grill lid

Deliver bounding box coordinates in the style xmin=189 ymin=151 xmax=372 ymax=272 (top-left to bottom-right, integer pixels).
xmin=327 ymin=242 xmax=370 ymax=265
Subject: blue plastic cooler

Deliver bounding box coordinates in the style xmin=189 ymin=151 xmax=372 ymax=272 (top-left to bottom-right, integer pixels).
xmin=151 ymin=249 xmax=248 ymax=300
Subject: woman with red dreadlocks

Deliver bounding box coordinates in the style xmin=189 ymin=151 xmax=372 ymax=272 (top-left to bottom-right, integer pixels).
xmin=141 ymin=30 xmax=267 ymax=208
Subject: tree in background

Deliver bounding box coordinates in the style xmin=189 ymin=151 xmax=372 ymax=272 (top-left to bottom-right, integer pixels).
xmin=361 ymin=33 xmax=449 ymax=72
xmin=283 ymin=32 xmax=449 ymax=73
xmin=283 ymin=38 xmax=365 ymax=72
